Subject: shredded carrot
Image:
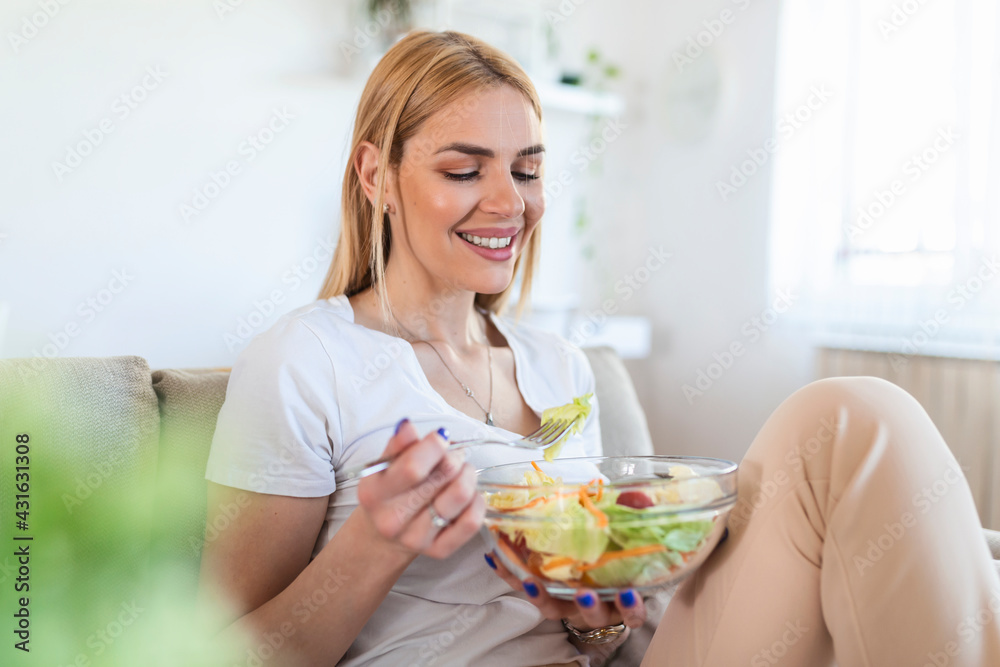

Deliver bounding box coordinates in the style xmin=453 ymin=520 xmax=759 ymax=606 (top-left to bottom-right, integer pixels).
xmin=577 ymin=478 xmax=605 ymax=501
xmin=531 ymin=461 xmax=543 ymax=473
xmin=578 ymin=544 xmax=668 ymax=571
xmin=578 ymin=488 xmax=609 ymax=529
xmin=498 ymin=491 xmax=577 ymax=513
xmin=495 ymin=536 xmax=536 ymax=576
xmin=540 ymin=556 xmax=577 ymax=571
xmin=505 ymin=496 xmax=548 ymax=512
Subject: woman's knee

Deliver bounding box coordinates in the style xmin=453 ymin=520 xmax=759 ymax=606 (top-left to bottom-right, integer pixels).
xmin=750 ymin=375 xmax=938 ymax=472
xmin=779 ymin=375 xmax=926 ymax=432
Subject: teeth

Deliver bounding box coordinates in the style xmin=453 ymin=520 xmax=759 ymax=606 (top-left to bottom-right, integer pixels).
xmin=459 ymin=233 xmax=512 ymax=249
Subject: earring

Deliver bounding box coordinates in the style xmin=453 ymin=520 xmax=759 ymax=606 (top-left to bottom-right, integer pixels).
xmin=383 ymin=203 xmax=390 ymax=213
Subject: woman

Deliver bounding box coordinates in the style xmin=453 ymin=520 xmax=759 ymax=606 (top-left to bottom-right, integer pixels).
xmin=199 ymin=30 xmax=1000 ymax=666
xmin=201 ymin=30 xmax=642 ymax=666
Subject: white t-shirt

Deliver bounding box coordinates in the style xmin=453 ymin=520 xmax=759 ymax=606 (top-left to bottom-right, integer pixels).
xmin=205 ymin=295 xmax=603 ymax=667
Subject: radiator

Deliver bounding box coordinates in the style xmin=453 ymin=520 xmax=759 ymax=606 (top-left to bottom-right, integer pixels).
xmin=817 ymin=348 xmax=1000 ymax=530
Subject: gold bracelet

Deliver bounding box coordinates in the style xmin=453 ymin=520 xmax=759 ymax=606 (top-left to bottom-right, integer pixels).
xmin=561 ymin=618 xmax=628 ymax=644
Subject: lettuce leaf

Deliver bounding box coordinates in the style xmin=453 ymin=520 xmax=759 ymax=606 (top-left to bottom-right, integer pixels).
xmin=516 ymin=496 xmax=609 ymax=563
xmin=540 ymin=393 xmax=594 ymax=462
xmin=601 ymin=503 xmax=715 ymax=553
xmin=584 ymin=550 xmax=683 ymax=588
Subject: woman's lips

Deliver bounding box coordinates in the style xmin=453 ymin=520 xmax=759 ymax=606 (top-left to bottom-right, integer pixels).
xmin=458 ymin=230 xmax=518 ymax=261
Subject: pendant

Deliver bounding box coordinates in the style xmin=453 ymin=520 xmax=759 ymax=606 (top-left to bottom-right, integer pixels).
xmin=486 ymin=412 xmax=494 ymax=426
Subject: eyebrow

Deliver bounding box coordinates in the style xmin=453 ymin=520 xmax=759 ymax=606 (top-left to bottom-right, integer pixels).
xmin=433 ymin=142 xmax=546 ymax=158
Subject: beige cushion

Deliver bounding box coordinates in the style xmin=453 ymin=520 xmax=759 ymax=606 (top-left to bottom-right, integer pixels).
xmin=583 ymin=346 xmax=654 ymax=458
xmin=150 ymin=367 xmax=231 ymax=592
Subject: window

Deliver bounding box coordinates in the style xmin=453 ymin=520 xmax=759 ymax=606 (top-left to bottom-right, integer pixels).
xmin=770 ymin=0 xmax=1000 ymax=357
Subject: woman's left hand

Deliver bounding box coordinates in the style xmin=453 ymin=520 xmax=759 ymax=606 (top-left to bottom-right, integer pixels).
xmin=485 ymin=550 xmax=647 ymax=633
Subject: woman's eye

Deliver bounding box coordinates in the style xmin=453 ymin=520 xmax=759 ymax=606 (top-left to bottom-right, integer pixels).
xmin=444 ymin=171 xmax=479 ymax=181
xmin=513 ymin=172 xmax=539 ymax=182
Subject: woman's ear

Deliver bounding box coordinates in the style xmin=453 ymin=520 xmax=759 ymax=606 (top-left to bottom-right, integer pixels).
xmin=354 ymin=140 xmax=394 ymax=212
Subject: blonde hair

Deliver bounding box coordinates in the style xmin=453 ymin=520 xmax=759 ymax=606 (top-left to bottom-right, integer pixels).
xmin=317 ymin=30 xmax=543 ymax=323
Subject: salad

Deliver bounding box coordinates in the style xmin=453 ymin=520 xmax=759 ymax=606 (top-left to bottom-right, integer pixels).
xmin=539 ymin=393 xmax=593 ymax=462
xmin=485 ymin=461 xmax=725 ymax=589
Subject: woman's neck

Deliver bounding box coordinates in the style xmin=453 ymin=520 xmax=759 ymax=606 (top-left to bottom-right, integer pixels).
xmin=374 ymin=260 xmax=488 ymax=352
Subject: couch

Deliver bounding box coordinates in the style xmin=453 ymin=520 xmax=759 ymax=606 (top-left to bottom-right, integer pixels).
xmin=2 ymin=349 xmax=998 ymax=666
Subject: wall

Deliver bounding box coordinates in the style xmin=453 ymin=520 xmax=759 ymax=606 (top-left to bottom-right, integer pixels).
xmin=0 ymin=0 xmax=361 ymax=368
xmin=549 ymin=0 xmax=816 ymax=462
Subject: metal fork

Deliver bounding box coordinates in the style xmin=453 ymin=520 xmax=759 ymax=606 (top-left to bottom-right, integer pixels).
xmin=334 ymin=417 xmax=576 ymax=483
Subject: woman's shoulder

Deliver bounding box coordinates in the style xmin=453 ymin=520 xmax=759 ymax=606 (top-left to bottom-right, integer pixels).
xmin=237 ymin=295 xmax=367 ymax=366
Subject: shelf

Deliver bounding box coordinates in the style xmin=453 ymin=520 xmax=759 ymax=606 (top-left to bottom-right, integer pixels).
xmin=534 ymin=81 xmax=625 ymax=117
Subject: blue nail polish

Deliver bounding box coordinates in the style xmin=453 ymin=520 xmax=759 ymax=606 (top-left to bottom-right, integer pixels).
xmin=394 ymin=418 xmax=409 ymax=435
xmin=619 ymin=590 xmax=637 ymax=608
xmin=576 ymin=593 xmax=596 ymax=608
xmin=437 ymin=427 xmax=449 ymax=441
xmin=484 ymin=553 xmax=497 ymax=570
xmin=523 ymin=582 xmax=539 ymax=598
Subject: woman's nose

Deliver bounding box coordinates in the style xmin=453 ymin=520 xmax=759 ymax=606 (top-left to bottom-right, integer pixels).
xmin=480 ymin=171 xmax=526 ymax=219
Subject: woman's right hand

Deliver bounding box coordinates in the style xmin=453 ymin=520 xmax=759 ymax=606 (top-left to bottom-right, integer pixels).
xmin=356 ymin=418 xmax=485 ymax=559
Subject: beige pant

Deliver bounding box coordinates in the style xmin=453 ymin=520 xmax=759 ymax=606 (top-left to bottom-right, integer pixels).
xmin=643 ymin=376 xmax=1000 ymax=667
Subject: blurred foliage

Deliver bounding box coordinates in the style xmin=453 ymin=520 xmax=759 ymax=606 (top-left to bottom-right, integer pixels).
xmin=366 ymin=0 xmax=412 ymax=29
xmin=0 ymin=381 xmax=252 ymax=666
xmin=572 ymin=46 xmax=622 ymax=252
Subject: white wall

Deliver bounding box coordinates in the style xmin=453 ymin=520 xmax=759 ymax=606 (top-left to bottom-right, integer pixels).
xmin=549 ymin=0 xmax=816 ymax=463
xmin=2 ymin=0 xmax=817 ymax=464
xmin=1 ymin=0 xmax=362 ymax=368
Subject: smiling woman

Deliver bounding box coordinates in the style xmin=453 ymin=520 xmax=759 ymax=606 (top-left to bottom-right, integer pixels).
xmin=198 ymin=30 xmax=644 ymax=667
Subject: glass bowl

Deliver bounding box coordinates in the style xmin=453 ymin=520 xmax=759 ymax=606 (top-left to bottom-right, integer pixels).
xmin=478 ymin=455 xmax=738 ymax=601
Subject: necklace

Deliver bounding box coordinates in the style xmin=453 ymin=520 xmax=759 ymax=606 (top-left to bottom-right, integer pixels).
xmin=393 ymin=313 xmax=495 ymax=426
